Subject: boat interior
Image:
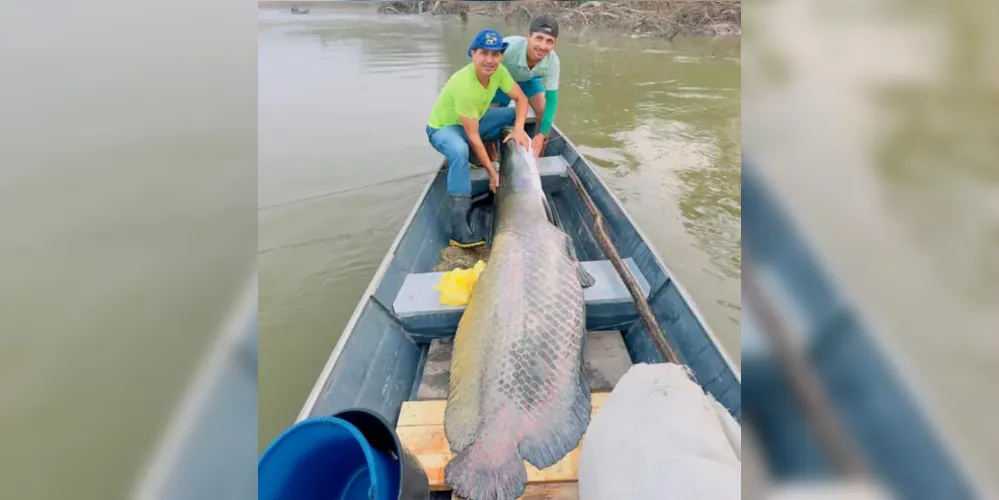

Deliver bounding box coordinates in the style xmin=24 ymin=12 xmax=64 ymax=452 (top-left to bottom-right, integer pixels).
xmin=302 ymin=115 xmax=741 ymax=497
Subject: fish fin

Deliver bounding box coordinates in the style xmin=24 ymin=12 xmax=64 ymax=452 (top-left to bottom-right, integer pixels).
xmin=445 ymin=439 xmax=528 ymax=500
xmin=443 ymin=385 xmax=481 ymax=453
xmin=517 ymin=371 xmax=592 ymax=470
xmin=564 ymin=233 xmax=596 ymax=288
xmin=576 ymin=263 xmax=596 ymax=289
xmin=444 ymin=308 xmax=485 ymax=452
xmin=542 ymin=194 xmax=559 ymax=228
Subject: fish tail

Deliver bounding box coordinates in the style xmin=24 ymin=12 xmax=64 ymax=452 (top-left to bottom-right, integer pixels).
xmin=445 ymin=439 xmax=527 ymax=500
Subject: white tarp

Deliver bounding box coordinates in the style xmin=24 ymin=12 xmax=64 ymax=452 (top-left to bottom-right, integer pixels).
xmin=578 ymin=362 xmax=741 ymax=500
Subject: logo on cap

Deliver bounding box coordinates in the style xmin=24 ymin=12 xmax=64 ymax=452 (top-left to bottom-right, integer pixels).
xmin=485 ymin=33 xmax=497 ymax=45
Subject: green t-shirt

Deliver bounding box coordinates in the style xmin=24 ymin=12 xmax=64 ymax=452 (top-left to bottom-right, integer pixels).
xmin=428 ymin=63 xmax=515 ymax=129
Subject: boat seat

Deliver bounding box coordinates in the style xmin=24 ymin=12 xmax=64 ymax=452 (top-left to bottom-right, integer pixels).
xmin=468 ymin=154 xmax=568 ymax=183
xmin=392 ymin=258 xmax=653 ymax=340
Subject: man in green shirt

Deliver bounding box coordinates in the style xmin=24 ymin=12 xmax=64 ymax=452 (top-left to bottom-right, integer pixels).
xmin=426 ymin=28 xmax=531 ymax=248
xmin=491 ymin=15 xmax=561 ymax=158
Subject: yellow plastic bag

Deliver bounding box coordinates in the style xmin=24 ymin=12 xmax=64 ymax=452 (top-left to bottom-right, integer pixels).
xmin=434 ymin=260 xmax=486 ymax=306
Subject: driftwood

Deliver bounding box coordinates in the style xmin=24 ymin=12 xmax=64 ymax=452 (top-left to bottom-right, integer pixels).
xmin=378 ymin=1 xmax=470 ymax=17
xmin=486 ymin=1 xmax=740 ymax=39
xmin=379 ymin=1 xmax=741 ymax=38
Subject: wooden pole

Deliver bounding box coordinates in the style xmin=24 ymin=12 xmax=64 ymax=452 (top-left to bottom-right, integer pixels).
xmin=564 ymin=166 xmax=680 ymax=364
xmin=742 ymin=264 xmax=871 ymax=478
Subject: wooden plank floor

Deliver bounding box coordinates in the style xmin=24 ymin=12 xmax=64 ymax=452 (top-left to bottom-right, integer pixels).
xmin=397 ymin=393 xmax=610 ymax=497
xmin=405 ymin=331 xmax=632 ymax=498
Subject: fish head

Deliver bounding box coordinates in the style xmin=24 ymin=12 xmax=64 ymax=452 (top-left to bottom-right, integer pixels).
xmin=499 ymin=142 xmax=545 ymax=198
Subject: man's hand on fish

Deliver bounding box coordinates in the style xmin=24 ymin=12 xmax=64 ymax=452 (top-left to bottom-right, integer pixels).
xmin=503 ymin=126 xmax=531 ymax=152
xmin=487 ymin=167 xmax=500 ymax=192
xmin=531 ymin=133 xmax=547 ymax=158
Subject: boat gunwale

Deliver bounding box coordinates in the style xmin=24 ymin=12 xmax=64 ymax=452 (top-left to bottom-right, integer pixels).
xmin=295 ymin=161 xmax=444 ymax=422
xmin=553 ymin=125 xmax=742 ymax=382
xmin=742 ymin=159 xmax=989 ymax=496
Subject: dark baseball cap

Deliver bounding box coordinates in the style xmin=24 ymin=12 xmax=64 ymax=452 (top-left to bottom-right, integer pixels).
xmin=529 ymin=14 xmax=559 ymax=39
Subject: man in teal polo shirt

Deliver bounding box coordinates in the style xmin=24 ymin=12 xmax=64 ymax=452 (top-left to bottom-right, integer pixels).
xmin=491 ymin=14 xmax=561 ymax=158
xmin=426 ymin=28 xmax=531 ymax=248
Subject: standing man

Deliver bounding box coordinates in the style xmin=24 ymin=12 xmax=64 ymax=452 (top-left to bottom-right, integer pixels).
xmin=491 ymin=14 xmax=561 ymax=158
xmin=426 ymin=28 xmax=531 ymax=248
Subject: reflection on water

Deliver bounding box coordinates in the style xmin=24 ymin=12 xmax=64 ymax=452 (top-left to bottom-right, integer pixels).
xmin=258 ymin=4 xmax=740 ymax=449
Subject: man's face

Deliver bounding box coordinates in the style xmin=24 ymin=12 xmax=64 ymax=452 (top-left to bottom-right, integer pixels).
xmin=472 ymin=48 xmax=504 ymax=76
xmin=528 ymin=32 xmax=556 ymax=60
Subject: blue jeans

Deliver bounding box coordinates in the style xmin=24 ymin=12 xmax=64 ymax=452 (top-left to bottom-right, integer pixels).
xmin=491 ymin=77 xmax=545 ymax=107
xmin=426 ymin=107 xmax=516 ymax=195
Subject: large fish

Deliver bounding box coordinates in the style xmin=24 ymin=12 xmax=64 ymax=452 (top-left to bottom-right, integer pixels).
xmin=443 ymin=141 xmax=597 ymax=499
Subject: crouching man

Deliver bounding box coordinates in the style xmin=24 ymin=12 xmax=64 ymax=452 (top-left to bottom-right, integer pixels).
xmin=425 ymin=28 xmax=531 ymax=248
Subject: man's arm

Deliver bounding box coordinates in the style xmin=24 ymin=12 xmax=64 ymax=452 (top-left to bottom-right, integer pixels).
xmin=454 ymin=90 xmax=496 ymax=170
xmin=495 ymin=65 xmax=531 ymax=151
xmin=539 ymin=89 xmax=558 ymax=136
xmin=539 ymin=53 xmax=560 ymax=136
xmin=460 ymin=116 xmax=494 ymax=170
xmin=505 ymin=79 xmax=529 ymax=133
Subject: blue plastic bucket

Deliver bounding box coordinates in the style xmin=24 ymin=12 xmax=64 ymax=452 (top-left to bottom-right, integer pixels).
xmin=259 ymin=408 xmax=429 ymax=500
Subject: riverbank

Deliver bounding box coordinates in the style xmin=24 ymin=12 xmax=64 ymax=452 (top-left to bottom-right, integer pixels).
xmin=378 ymin=1 xmax=741 ymax=38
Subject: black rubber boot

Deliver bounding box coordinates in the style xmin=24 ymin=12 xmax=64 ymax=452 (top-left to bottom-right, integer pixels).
xmin=448 ymin=193 xmax=486 ymax=248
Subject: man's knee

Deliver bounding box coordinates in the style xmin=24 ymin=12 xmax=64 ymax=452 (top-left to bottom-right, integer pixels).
xmin=447 ymin=141 xmax=470 ymax=166
xmin=433 ymin=129 xmax=469 ymax=165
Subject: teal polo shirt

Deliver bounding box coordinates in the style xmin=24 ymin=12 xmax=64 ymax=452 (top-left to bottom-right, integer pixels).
xmin=501 ymin=35 xmax=560 ymax=91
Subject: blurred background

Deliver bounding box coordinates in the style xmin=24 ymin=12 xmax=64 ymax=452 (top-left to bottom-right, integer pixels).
xmin=0 ymin=0 xmax=257 ymax=498
xmin=742 ymin=0 xmax=997 ymax=497
xmin=2 ymin=0 xmax=996 ymax=498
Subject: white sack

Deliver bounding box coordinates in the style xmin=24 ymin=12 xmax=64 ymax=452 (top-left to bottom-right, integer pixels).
xmin=711 ymin=395 xmax=742 ymax=461
xmin=577 ymin=362 xmax=741 ymax=500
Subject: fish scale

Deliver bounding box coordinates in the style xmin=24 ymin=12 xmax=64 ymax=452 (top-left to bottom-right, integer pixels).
xmin=443 ymin=143 xmax=596 ymax=500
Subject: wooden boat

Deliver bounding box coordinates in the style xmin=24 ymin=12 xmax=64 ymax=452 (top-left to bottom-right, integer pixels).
xmin=741 ymin=160 xmax=985 ymax=499
xmin=295 ymin=110 xmax=742 ymax=497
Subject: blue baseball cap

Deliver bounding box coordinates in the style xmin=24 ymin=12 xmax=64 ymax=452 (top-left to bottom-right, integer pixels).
xmin=467 ymin=28 xmax=508 ymax=57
